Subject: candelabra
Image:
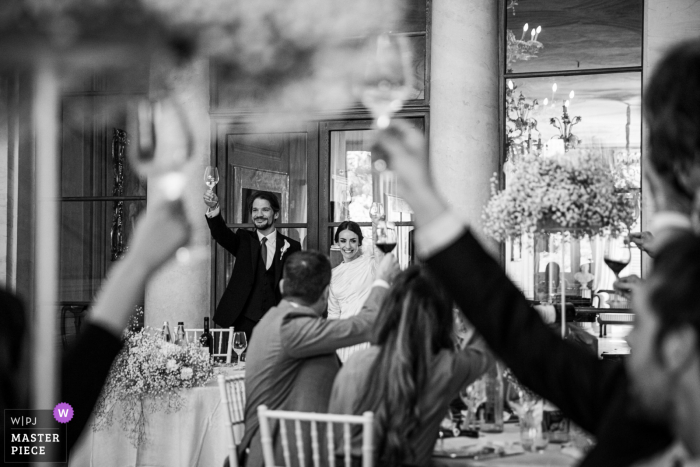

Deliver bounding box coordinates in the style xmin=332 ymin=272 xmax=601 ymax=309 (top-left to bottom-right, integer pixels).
xmin=549 ymin=103 xmax=582 ymax=152
xmin=506 ymin=23 xmax=543 ymax=72
xmin=506 ymin=80 xmax=542 ymax=157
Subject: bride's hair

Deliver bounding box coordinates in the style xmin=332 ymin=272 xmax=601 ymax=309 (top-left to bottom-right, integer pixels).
xmin=334 ymin=220 xmax=364 ymax=246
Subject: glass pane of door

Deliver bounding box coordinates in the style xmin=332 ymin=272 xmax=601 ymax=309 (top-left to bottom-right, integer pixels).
xmin=322 ymin=117 xmax=424 ymax=268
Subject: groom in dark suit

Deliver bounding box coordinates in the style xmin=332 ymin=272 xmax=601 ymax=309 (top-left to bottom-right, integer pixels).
xmin=204 ymin=190 xmax=301 ymax=337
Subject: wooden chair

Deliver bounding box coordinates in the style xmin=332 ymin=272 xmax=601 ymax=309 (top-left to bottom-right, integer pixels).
xmin=185 ymin=326 xmax=234 ymax=363
xmin=218 ymin=374 xmax=246 ymax=467
xmin=257 ymin=405 xmax=374 ymax=467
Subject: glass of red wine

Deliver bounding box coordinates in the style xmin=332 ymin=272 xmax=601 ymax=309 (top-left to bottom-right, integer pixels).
xmin=603 ymin=231 xmax=631 ymax=278
xmin=375 ymin=217 xmax=397 ymax=254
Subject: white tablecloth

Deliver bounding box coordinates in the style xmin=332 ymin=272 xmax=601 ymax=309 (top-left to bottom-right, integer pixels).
xmin=69 ymin=368 xmax=244 ymax=467
xmin=432 ymin=425 xmax=578 ymax=467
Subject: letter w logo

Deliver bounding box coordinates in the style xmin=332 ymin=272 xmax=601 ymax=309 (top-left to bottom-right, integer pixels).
xmin=58 ymin=409 xmax=69 ymax=418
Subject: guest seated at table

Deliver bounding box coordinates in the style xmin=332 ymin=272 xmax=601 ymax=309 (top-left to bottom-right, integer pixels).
xmin=371 ymin=121 xmax=677 ymax=466
xmin=0 ymin=197 xmax=190 ymax=453
xmin=328 ymin=266 xmax=492 ymax=467
xmin=237 ymin=250 xmax=399 ymax=467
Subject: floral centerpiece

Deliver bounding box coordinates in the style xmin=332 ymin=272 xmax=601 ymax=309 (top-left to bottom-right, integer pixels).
xmin=93 ymin=326 xmax=214 ymax=446
xmin=483 ymin=151 xmax=637 ymax=243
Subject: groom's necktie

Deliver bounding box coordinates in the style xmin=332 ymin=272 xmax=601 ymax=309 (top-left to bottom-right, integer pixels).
xmin=260 ymin=237 xmax=268 ymax=270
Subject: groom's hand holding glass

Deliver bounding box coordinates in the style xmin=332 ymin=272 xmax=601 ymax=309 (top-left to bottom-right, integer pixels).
xmin=203 ymin=191 xmax=219 ymax=210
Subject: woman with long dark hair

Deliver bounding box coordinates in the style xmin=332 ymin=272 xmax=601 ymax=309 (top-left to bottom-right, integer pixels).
xmin=328 ymin=265 xmax=492 ymax=466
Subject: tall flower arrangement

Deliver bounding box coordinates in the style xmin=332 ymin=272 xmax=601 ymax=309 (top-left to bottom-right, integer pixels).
xmin=93 ymin=327 xmax=214 ymax=446
xmin=483 ymin=152 xmax=636 ymax=242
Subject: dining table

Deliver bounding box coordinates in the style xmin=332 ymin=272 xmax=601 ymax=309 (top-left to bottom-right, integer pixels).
xmin=68 ymin=366 xmax=245 ymax=467
xmin=432 ymin=424 xmax=581 ymax=467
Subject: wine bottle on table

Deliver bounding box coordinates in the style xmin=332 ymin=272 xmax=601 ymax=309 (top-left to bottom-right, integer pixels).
xmin=161 ymin=321 xmax=172 ymax=342
xmin=174 ymin=322 xmax=187 ymax=346
xmin=200 ymin=317 xmax=214 ymax=356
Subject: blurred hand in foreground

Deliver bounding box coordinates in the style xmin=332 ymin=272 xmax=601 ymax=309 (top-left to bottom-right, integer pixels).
xmin=628 ymin=231 xmax=654 ymax=255
xmin=376 ymin=253 xmax=400 ymax=284
xmin=613 ymin=274 xmax=643 ymax=300
xmin=373 ymin=122 xmax=448 ymax=227
xmin=128 ymin=198 xmax=191 ymax=275
xmin=373 ymin=121 xmax=432 ymax=195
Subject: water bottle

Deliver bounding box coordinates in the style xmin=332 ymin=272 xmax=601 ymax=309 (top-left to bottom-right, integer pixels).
xmin=174 ymin=322 xmax=187 ymax=347
xmin=480 ymin=362 xmax=504 ymax=433
xmin=161 ymin=321 xmax=172 ymax=342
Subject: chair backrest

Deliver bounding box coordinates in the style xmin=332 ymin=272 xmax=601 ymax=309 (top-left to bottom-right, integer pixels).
xmin=257 ymin=405 xmax=374 ymax=467
xmin=218 ymin=374 xmax=246 ymax=467
xmin=185 ymin=326 xmax=234 ymax=363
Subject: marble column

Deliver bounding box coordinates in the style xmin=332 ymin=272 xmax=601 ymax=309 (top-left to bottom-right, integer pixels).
xmin=429 ymin=0 xmax=500 ymax=256
xmin=145 ymin=58 xmax=212 ymax=331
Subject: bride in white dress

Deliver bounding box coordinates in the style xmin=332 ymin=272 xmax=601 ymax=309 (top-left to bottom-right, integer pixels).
xmin=327 ymin=221 xmax=377 ymax=362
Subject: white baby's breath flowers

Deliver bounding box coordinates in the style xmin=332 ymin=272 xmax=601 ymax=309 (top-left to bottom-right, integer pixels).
xmin=483 ymin=151 xmax=636 ymax=243
xmin=93 ymin=326 xmax=214 ymax=447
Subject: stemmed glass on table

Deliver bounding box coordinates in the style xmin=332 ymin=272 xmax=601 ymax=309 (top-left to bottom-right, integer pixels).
xmin=232 ymin=332 xmax=247 ymax=367
xmin=506 ymin=383 xmax=547 ymax=452
xmin=459 ymin=380 xmax=486 ymax=432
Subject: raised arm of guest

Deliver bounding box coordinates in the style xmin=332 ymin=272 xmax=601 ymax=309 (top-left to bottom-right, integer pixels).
xmin=203 ymin=190 xmax=241 ymax=256
xmin=63 ymin=198 xmax=190 ymax=451
xmin=372 ymin=122 xmax=672 ymax=467
xmin=281 ymin=253 xmax=399 ymax=358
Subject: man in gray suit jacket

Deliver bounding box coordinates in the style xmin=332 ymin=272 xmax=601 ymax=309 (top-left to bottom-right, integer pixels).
xmin=237 ymin=249 xmax=398 ymax=467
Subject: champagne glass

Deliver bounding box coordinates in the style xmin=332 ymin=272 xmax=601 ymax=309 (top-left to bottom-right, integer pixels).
xmin=359 ymin=34 xmax=413 ymax=130
xmin=603 ymin=231 xmax=631 ymax=279
xmin=204 ymin=166 xmax=219 ymax=193
xmin=375 ymin=217 xmax=397 ymax=254
xmin=232 ymin=332 xmax=247 ymax=366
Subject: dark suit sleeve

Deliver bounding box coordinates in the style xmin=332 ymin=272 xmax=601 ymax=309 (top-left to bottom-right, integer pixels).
xmin=205 ymin=212 xmax=241 ymax=256
xmin=426 ymin=230 xmax=673 ymax=467
xmin=280 ymin=286 xmax=386 ymax=358
xmin=425 ymin=230 xmax=625 ymax=433
xmin=61 ymin=322 xmax=123 ymax=452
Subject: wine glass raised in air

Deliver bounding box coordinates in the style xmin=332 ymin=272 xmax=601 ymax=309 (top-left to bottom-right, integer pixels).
xmin=232 ymin=332 xmax=247 ymax=367
xmin=359 ymin=34 xmax=413 ymax=130
xmin=603 ymin=230 xmax=631 ymax=279
xmin=204 ymin=166 xmax=219 ymax=193
xmin=358 ymin=34 xmax=413 ymax=180
xmin=375 ymin=217 xmax=397 ymax=254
